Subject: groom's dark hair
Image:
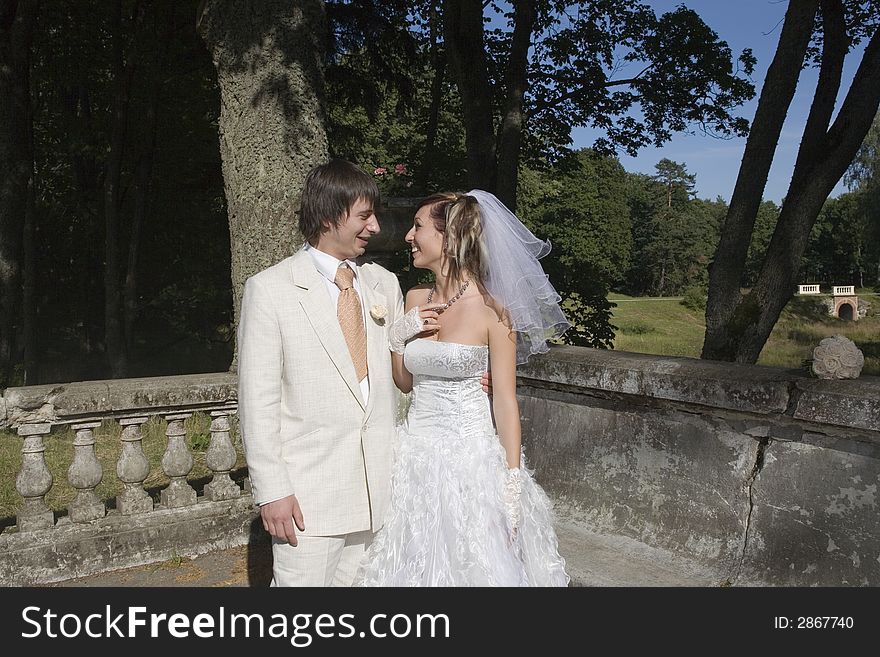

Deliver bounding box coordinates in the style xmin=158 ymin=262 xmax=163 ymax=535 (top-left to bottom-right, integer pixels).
xmin=299 ymin=159 xmax=380 ymax=243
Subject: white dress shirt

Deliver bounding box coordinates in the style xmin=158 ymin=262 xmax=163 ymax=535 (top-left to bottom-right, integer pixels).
xmin=304 ymin=243 xmax=371 ymax=405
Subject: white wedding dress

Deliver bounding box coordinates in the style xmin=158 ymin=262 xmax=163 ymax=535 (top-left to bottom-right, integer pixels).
xmin=355 ymin=338 xmax=569 ymax=587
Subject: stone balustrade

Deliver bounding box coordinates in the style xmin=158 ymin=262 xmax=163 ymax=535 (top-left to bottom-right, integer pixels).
xmin=833 ymin=285 xmax=856 ymax=296
xmin=797 ymin=284 xmax=821 ymax=294
xmin=1 ymin=373 xmax=253 ymax=585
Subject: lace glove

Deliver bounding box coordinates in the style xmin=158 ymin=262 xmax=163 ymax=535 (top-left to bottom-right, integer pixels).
xmin=389 ymin=306 xmax=424 ymax=354
xmin=503 ymin=468 xmax=522 ymax=531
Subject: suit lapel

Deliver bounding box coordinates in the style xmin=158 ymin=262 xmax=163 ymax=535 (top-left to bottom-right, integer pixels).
xmin=289 ymin=250 xmax=365 ymax=410
xmin=358 ymin=265 xmax=388 ymax=419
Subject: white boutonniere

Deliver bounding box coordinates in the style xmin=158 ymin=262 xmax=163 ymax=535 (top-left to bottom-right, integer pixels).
xmin=370 ymin=304 xmax=388 ymax=322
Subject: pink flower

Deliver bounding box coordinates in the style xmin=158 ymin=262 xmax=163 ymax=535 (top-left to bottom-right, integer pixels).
xmin=394 ymin=163 xmax=407 ymax=175
xmin=374 ymin=167 xmax=387 ymax=176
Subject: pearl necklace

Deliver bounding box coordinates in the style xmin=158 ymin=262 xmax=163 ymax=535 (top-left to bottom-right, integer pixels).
xmin=426 ymin=279 xmax=470 ymax=314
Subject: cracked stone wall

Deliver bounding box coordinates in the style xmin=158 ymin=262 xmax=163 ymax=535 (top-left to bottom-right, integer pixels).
xmin=742 ymin=439 xmax=880 ymax=585
xmin=518 ymin=346 xmax=880 ymax=586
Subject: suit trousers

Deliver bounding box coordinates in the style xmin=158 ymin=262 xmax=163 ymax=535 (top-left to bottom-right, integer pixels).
xmin=270 ymin=529 xmax=374 ymax=587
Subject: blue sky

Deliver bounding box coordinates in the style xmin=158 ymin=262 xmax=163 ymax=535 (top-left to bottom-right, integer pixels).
xmin=569 ymin=0 xmax=867 ymax=203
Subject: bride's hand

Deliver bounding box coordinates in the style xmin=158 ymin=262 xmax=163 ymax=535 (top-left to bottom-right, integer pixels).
xmin=389 ymin=306 xmax=440 ymax=353
xmin=503 ymin=468 xmax=522 ymax=539
xmin=417 ymin=307 xmax=442 ymax=336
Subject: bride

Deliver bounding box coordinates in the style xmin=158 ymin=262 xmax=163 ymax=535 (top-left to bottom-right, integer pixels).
xmin=355 ymin=190 xmax=571 ymax=586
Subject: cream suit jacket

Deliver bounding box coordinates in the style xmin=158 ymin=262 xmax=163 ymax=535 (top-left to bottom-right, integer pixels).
xmin=237 ymin=248 xmax=405 ymax=537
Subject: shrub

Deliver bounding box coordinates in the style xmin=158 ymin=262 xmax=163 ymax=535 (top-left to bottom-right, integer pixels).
xmin=618 ymin=321 xmax=655 ymax=335
xmin=680 ymin=286 xmax=707 ymax=312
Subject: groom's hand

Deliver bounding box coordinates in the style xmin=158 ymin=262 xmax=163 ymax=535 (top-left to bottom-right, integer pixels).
xmin=481 ymin=369 xmax=493 ymax=395
xmin=260 ymin=495 xmax=306 ymax=546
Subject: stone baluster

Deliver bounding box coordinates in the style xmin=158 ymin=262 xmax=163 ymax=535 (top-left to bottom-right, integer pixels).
xmin=15 ymin=423 xmax=54 ymax=531
xmin=231 ymin=409 xmax=252 ymax=495
xmin=204 ymin=411 xmax=240 ymax=501
xmin=68 ymin=421 xmax=106 ymax=522
xmin=116 ymin=417 xmax=153 ymax=515
xmin=160 ymin=413 xmax=196 ymax=507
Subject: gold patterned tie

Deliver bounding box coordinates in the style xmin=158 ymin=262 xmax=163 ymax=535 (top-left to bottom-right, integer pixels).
xmin=334 ymin=264 xmax=368 ymax=381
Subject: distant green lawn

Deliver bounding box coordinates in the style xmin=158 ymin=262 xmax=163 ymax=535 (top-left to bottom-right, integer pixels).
xmin=611 ymin=296 xmax=702 ymax=358
xmin=610 ymin=292 xmax=880 ymax=375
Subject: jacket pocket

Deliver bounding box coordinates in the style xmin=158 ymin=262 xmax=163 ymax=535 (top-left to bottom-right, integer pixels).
xmin=280 ymin=427 xmax=321 ymax=464
xmin=280 ymin=427 xmax=319 ymax=447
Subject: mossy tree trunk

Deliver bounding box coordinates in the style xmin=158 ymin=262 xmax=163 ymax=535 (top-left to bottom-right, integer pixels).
xmin=197 ymin=0 xmax=329 ymax=369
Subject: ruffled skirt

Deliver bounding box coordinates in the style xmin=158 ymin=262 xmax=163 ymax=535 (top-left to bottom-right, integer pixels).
xmin=355 ymin=424 xmax=569 ymax=587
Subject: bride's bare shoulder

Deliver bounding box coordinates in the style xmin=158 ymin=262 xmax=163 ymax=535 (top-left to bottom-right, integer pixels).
xmin=475 ymin=287 xmax=510 ymax=325
xmin=405 ymin=284 xmax=432 ymax=298
xmin=405 ymin=284 xmax=432 ymax=310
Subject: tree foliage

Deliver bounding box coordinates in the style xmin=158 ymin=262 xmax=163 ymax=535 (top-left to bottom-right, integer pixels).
xmin=742 ymin=201 xmax=781 ymax=288
xmin=652 ymin=158 xmax=696 ymax=208
xmin=517 ymin=150 xmax=631 ymax=348
xmin=9 ymin=0 xmax=231 ymax=383
xmin=529 ymin=3 xmax=754 ymax=158
xmin=844 ymin=111 xmax=880 ymax=189
xmin=442 ymin=0 xmax=756 ymax=208
xmin=841 ymin=111 xmax=880 ymax=285
xmin=624 ymin=161 xmax=721 ymax=297
xmin=0 ymin=0 xmax=36 ymax=385
xmin=804 ymin=191 xmax=877 ymax=287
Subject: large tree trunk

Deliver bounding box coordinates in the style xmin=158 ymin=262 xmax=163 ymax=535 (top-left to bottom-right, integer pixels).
xmin=495 ymin=0 xmax=536 ymax=211
xmin=197 ymin=0 xmax=329 ymax=370
xmin=0 ymin=0 xmax=37 ymax=386
xmin=702 ymin=0 xmax=819 ymax=361
xmin=443 ymin=0 xmax=496 ymax=192
xmin=704 ymin=0 xmax=880 ymax=363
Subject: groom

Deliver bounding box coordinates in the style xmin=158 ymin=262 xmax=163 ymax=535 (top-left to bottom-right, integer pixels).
xmin=237 ymin=159 xmax=406 ymax=587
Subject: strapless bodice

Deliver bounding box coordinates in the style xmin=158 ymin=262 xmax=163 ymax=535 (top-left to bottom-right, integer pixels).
xmin=402 ymin=339 xmax=493 ymax=436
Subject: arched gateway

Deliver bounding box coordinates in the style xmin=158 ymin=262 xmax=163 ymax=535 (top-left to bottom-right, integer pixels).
xmin=832 ymin=285 xmax=859 ymax=321
xmin=797 ymin=284 xmax=860 ymax=321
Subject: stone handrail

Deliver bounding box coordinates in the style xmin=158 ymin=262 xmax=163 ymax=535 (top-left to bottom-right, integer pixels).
xmin=518 ymin=346 xmax=880 ymax=433
xmin=2 ymin=372 xmax=237 ymax=429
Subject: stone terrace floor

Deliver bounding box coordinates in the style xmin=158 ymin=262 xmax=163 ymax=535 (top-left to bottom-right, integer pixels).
xmin=48 ymin=507 xmax=726 ymax=587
